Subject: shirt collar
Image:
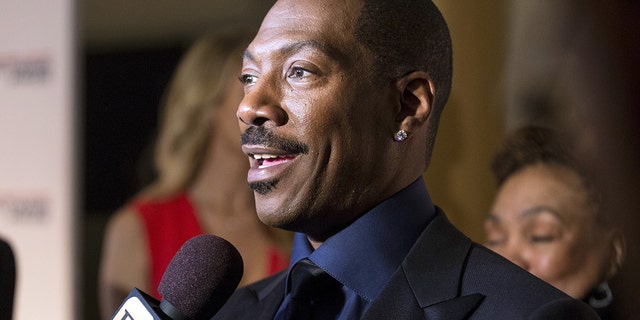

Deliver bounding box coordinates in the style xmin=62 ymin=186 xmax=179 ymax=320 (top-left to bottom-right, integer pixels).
xmin=288 ymin=178 xmax=435 ymax=301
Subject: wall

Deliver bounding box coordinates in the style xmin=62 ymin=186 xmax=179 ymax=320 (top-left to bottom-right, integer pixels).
xmin=426 ymin=1 xmax=508 ymax=242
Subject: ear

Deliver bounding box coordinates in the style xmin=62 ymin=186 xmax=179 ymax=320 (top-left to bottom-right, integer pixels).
xmin=604 ymin=229 xmax=626 ymax=280
xmin=394 ymin=71 xmax=434 ymax=134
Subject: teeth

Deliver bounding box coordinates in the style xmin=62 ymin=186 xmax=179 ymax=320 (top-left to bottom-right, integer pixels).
xmin=252 ymin=154 xmax=282 ymax=160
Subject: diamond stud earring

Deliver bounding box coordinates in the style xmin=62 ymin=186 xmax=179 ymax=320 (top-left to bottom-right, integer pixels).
xmin=394 ymin=130 xmax=408 ymax=142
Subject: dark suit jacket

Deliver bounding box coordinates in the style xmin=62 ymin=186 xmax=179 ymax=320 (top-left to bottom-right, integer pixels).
xmin=213 ymin=209 xmax=598 ymax=319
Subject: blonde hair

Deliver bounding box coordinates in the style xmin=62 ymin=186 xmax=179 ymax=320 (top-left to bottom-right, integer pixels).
xmin=149 ymin=35 xmax=247 ymax=197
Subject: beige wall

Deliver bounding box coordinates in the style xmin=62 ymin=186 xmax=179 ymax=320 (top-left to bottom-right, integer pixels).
xmin=425 ymin=1 xmax=508 ymax=242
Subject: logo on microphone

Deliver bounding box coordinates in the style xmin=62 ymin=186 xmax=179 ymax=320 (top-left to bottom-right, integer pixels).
xmin=112 ymin=291 xmax=155 ymax=320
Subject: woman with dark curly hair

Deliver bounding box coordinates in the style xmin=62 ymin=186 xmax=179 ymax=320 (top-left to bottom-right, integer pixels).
xmin=485 ymin=125 xmax=626 ymax=318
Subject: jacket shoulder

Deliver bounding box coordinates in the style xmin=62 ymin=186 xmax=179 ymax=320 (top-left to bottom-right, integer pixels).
xmin=463 ymin=243 xmax=598 ymax=318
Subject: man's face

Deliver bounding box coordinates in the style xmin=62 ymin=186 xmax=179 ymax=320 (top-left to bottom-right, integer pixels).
xmin=238 ymin=0 xmax=400 ymax=241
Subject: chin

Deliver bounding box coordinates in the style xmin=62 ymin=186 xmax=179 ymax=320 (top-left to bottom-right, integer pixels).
xmin=256 ymin=209 xmax=298 ymax=231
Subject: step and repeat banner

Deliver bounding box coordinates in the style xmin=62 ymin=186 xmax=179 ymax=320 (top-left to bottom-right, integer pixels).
xmin=0 ymin=0 xmax=78 ymax=319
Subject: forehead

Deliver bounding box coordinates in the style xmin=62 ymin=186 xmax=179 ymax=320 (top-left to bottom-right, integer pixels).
xmin=491 ymin=164 xmax=592 ymax=222
xmin=507 ymin=164 xmax=585 ymax=198
xmin=248 ymin=0 xmax=363 ymax=58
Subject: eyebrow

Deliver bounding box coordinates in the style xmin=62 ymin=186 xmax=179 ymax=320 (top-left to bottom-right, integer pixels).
xmin=487 ymin=205 xmax=565 ymax=224
xmin=520 ymin=205 xmax=565 ymax=222
xmin=243 ymin=39 xmax=348 ymax=66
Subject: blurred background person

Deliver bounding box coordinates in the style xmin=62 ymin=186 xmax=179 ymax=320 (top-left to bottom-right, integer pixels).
xmin=500 ymin=2 xmax=640 ymax=317
xmin=484 ymin=125 xmax=625 ymax=318
xmin=98 ymin=34 xmax=292 ymax=319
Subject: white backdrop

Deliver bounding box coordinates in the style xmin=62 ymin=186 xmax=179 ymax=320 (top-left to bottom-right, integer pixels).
xmin=0 ymin=0 xmax=77 ymax=319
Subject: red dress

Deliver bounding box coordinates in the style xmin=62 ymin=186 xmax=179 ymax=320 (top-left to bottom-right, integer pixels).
xmin=132 ymin=193 xmax=289 ymax=299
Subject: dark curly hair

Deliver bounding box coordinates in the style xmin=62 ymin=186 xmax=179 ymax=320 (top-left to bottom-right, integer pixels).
xmin=491 ymin=125 xmax=605 ymax=223
xmin=491 ymin=126 xmax=575 ymax=186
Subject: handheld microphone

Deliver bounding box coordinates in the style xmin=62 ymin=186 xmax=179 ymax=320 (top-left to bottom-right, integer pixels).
xmin=111 ymin=234 xmax=244 ymax=320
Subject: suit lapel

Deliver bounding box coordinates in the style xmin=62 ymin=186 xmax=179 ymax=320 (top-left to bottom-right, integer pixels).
xmin=422 ymin=294 xmax=485 ymax=319
xmin=364 ymin=209 xmax=485 ymax=320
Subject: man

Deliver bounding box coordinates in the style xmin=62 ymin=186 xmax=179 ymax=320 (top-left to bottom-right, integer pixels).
xmin=214 ymin=0 xmax=599 ymax=318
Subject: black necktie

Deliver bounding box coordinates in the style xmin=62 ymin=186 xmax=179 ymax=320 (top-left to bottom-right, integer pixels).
xmin=282 ymin=258 xmax=342 ymax=319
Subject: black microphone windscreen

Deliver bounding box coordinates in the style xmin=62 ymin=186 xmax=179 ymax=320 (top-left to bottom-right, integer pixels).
xmin=158 ymin=234 xmax=243 ymax=320
xmin=0 ymin=237 xmax=16 ymax=320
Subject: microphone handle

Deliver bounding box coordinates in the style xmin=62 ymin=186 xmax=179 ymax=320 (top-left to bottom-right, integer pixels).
xmin=160 ymin=299 xmax=192 ymax=320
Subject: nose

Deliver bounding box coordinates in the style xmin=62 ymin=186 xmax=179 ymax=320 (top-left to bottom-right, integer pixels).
xmin=237 ymin=82 xmax=288 ymax=128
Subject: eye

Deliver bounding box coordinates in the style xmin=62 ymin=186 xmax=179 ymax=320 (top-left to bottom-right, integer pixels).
xmin=485 ymin=237 xmax=505 ymax=248
xmin=484 ymin=231 xmax=506 ymax=248
xmin=287 ymin=66 xmax=313 ymax=80
xmin=526 ymin=217 xmax=562 ymax=244
xmin=238 ymin=74 xmax=258 ymax=86
xmin=530 ymin=235 xmax=556 ymax=243
xmin=483 ymin=218 xmax=505 ymax=248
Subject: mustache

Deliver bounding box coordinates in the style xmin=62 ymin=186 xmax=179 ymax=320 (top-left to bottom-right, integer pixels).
xmin=241 ymin=126 xmax=309 ymax=154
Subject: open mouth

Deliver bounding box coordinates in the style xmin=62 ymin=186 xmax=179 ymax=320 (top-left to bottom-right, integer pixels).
xmin=252 ymin=154 xmax=297 ymax=168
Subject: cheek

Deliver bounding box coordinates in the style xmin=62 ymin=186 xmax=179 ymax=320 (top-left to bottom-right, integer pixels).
xmin=527 ymin=241 xmax=592 ymax=282
xmin=535 ymin=243 xmax=607 ymax=298
xmin=295 ymin=94 xmax=371 ymax=153
xmin=289 ymin=89 xmax=348 ymax=129
xmin=527 ymin=248 xmax=571 ymax=280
